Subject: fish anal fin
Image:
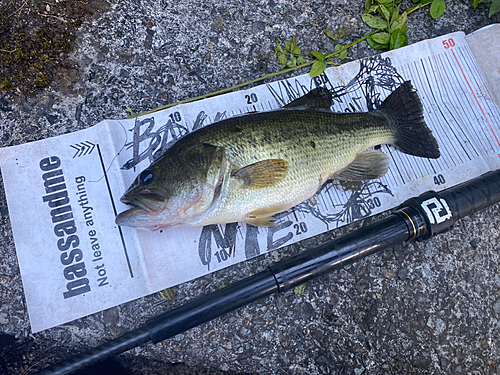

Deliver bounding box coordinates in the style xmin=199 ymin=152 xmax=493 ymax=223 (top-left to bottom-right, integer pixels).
xmin=245 ymin=216 xmax=278 ymax=227
xmin=245 ymin=204 xmax=290 ymax=227
xmin=335 ymin=150 xmax=389 ymax=181
xmin=234 ymin=159 xmax=288 ymax=188
xmin=284 ymin=87 xmax=333 ymax=110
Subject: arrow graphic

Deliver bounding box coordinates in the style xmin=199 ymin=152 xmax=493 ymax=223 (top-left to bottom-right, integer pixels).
xmin=70 ymin=141 xmax=96 ymax=158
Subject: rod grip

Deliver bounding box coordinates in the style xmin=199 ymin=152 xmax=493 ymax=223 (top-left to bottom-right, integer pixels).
xmin=403 ymin=169 xmax=500 ymax=240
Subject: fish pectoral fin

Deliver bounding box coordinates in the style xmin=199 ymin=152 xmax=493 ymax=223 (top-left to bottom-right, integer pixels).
xmin=335 ymin=150 xmax=389 ymax=181
xmin=245 ymin=204 xmax=290 ymax=227
xmin=284 ymin=87 xmax=333 ymax=110
xmin=234 ymin=159 xmax=288 ymax=188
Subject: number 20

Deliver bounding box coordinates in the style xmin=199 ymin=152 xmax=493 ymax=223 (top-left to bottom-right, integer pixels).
xmin=442 ymin=38 xmax=455 ymax=49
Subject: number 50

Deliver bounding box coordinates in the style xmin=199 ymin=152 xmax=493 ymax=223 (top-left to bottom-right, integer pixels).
xmin=442 ymin=38 xmax=455 ymax=49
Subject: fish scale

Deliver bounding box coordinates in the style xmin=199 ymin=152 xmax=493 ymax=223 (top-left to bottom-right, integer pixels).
xmin=116 ymin=82 xmax=440 ymax=230
xmin=187 ymin=109 xmax=395 ymax=226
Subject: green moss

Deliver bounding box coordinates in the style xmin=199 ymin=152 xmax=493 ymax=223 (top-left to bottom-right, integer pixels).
xmin=0 ymin=0 xmax=107 ymax=97
xmin=34 ymin=72 xmax=50 ymax=87
xmin=0 ymin=79 xmax=13 ymax=91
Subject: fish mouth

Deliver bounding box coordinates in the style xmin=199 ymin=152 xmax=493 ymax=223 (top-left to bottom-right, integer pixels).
xmin=119 ymin=189 xmax=168 ymax=214
xmin=115 ymin=206 xmax=178 ymax=230
xmin=116 ymin=190 xmax=171 ymax=230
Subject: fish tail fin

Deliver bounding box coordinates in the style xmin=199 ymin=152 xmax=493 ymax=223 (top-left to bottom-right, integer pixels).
xmin=379 ymin=81 xmax=440 ymax=159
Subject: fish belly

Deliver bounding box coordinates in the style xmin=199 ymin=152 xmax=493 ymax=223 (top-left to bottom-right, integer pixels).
xmin=195 ymin=120 xmax=391 ymax=226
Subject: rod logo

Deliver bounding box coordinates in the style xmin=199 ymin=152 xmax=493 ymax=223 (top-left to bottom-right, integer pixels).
xmin=421 ymin=197 xmax=452 ymax=224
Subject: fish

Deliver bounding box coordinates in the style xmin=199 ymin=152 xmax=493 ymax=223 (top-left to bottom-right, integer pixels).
xmin=116 ymin=81 xmax=440 ymax=230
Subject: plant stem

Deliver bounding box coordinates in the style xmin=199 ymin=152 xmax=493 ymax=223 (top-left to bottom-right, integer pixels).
xmin=127 ymin=31 xmax=378 ymax=119
xmin=407 ymin=1 xmax=431 ymax=15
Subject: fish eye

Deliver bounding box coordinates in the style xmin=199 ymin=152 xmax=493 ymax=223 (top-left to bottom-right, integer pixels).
xmin=139 ymin=170 xmax=154 ymax=185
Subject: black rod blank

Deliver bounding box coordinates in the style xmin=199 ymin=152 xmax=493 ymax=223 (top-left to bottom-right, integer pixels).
xmin=37 ymin=169 xmax=500 ymax=375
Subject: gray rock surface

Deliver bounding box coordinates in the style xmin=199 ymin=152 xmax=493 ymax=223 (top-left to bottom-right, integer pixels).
xmin=0 ymin=0 xmax=499 ymax=374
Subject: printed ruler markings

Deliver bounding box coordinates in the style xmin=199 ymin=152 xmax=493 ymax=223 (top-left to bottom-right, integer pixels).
xmin=422 ymin=55 xmax=472 ymax=165
xmin=388 ymin=150 xmax=406 ymax=185
xmin=96 ymin=144 xmax=134 ymax=278
xmin=406 ymin=62 xmax=449 ymax=174
xmin=426 ymin=53 xmax=465 ymax=166
xmin=460 ymin=46 xmax=500 ymax=141
xmin=384 ymin=156 xmax=399 ymax=188
xmin=325 ymin=183 xmax=340 ymax=211
xmin=237 ymin=225 xmax=245 ymax=242
xmin=449 ymin=47 xmax=496 ymax=154
xmin=415 ymin=59 xmax=455 ymax=169
xmin=319 ymin=192 xmax=330 ymax=212
xmin=439 ymin=51 xmax=492 ymax=156
xmin=451 ymin=48 xmax=500 ymax=153
xmin=411 ymin=63 xmax=450 ymax=175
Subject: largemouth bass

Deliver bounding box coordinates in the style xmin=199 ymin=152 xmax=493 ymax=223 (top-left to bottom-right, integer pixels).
xmin=116 ymin=81 xmax=440 ymax=230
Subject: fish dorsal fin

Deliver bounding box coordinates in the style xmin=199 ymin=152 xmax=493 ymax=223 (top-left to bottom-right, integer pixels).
xmin=234 ymin=159 xmax=288 ymax=188
xmin=284 ymin=87 xmax=333 ymax=110
xmin=335 ymin=150 xmax=389 ymax=181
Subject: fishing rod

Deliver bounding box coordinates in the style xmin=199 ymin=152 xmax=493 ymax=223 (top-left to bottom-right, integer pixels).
xmin=37 ymin=169 xmax=500 ymax=375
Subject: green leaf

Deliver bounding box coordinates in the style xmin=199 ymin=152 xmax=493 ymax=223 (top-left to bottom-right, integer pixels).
xmin=372 ymin=32 xmax=390 ymax=44
xmin=219 ymin=282 xmax=231 ymax=289
xmin=297 ymin=56 xmax=306 ymax=65
xmin=294 ymin=283 xmax=307 ymax=295
xmin=412 ymin=0 xmax=421 ymax=3
xmin=473 ymin=0 xmax=480 ymax=7
xmin=489 ymin=0 xmax=500 ymax=17
xmin=310 ymin=60 xmax=327 ymax=77
xmin=390 ymin=5 xmax=399 ymax=23
xmin=287 ymin=56 xmax=297 ymax=67
xmin=366 ymin=5 xmax=379 ymax=13
xmin=274 ymin=36 xmax=283 ymax=53
xmin=334 ymin=44 xmax=347 ymax=60
xmin=430 ymin=0 xmax=446 ymax=19
xmin=324 ymin=28 xmax=346 ymax=40
xmin=365 ymin=0 xmax=372 ymax=11
xmin=311 ymin=51 xmax=325 ymax=61
xmin=125 ymin=107 xmax=135 ymax=115
xmin=390 ymin=28 xmax=408 ymax=49
xmin=366 ymin=36 xmax=389 ymax=50
xmin=278 ymin=54 xmax=288 ymax=66
xmin=324 ymin=29 xmax=336 ymax=40
xmin=336 ymin=28 xmax=347 ymax=39
xmin=361 ymin=13 xmax=388 ymax=29
xmin=379 ymin=4 xmax=391 ymax=20
xmin=285 ymin=40 xmax=292 ymax=52
xmin=159 ymin=287 xmax=176 ymax=301
xmin=377 ymin=0 xmax=392 ymax=3
xmin=390 ymin=11 xmax=407 ymax=33
xmin=292 ymin=45 xmax=301 ymax=55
